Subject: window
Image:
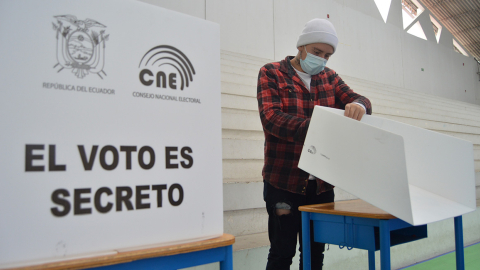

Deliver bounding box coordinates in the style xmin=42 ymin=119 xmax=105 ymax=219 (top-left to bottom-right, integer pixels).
xmin=374 ymin=0 xmax=392 ymax=23
xmin=402 ymin=0 xmax=427 ymax=40
xmin=453 ymin=39 xmax=469 ymax=56
xmin=430 ymin=15 xmax=442 ymax=43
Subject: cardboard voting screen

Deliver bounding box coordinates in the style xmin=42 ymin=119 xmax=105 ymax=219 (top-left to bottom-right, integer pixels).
xmin=298 ymin=106 xmax=476 ymax=226
xmin=0 ymin=0 xmax=222 ymax=268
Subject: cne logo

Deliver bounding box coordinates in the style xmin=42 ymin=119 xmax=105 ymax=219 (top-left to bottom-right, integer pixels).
xmin=52 ymin=15 xmax=109 ymax=79
xmin=138 ymin=45 xmax=195 ymax=90
xmin=307 ymin=145 xmax=317 ymax=154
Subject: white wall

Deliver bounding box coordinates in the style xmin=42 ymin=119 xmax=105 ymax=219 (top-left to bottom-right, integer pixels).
xmin=207 ymin=0 xmax=275 ymax=59
xmin=141 ymin=0 xmax=480 ymax=105
xmin=138 ymin=1 xmax=480 ymax=269
xmin=138 ymin=0 xmax=205 ymax=18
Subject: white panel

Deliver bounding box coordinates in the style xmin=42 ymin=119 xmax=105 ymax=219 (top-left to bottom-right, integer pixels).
xmin=206 ymin=0 xmax=274 ymax=59
xmin=371 ymin=112 xmax=476 ymax=210
xmin=0 ymin=0 xmax=222 ymax=267
xmin=409 ymin=186 xmax=474 ymax=225
xmin=137 ymin=0 xmax=205 ymax=19
xmin=299 ymin=106 xmax=476 ymax=225
xmin=299 ymin=107 xmax=414 ymax=223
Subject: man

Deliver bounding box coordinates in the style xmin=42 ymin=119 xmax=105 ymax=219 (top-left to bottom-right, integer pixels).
xmin=257 ymin=18 xmax=372 ymax=270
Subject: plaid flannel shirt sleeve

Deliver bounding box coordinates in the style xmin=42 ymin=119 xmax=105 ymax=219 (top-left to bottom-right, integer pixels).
xmin=333 ymin=73 xmax=372 ymax=115
xmin=257 ymin=66 xmax=310 ymax=143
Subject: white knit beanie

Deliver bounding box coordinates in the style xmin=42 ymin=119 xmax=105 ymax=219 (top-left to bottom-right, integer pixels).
xmin=296 ymin=19 xmax=338 ymax=53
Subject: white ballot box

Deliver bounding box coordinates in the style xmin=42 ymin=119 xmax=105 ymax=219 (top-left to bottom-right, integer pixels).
xmin=0 ymin=0 xmax=222 ymax=268
xmin=298 ymin=106 xmax=476 ymax=226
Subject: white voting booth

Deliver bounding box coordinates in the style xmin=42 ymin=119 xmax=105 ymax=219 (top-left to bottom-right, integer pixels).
xmin=0 ymin=0 xmax=222 ymax=268
xmin=299 ymin=106 xmax=476 ymax=226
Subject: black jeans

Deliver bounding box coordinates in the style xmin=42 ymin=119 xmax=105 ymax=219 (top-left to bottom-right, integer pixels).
xmin=264 ymin=181 xmax=334 ymax=270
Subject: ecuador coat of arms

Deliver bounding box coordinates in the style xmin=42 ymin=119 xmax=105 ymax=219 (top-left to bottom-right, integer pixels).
xmin=52 ymin=15 xmax=109 ymax=79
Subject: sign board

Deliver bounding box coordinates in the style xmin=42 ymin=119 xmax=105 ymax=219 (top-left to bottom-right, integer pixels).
xmin=299 ymin=106 xmax=476 ymax=226
xmin=0 ymin=0 xmax=222 ymax=268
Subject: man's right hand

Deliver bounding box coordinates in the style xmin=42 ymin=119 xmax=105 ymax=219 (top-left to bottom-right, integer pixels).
xmin=344 ymin=103 xmax=365 ymax=121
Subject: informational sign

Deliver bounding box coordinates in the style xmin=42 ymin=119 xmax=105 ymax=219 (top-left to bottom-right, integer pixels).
xmin=299 ymin=106 xmax=476 ymax=226
xmin=0 ymin=0 xmax=222 ymax=267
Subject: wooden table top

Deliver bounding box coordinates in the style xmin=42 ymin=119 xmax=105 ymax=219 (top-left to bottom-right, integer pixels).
xmin=299 ymin=199 xmax=397 ymax=219
xmin=6 ymin=234 xmax=235 ymax=270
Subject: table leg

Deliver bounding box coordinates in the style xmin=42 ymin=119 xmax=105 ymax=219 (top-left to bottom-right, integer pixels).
xmin=454 ymin=216 xmax=465 ymax=270
xmin=368 ymin=249 xmax=375 ymax=270
xmin=379 ymin=220 xmax=391 ymax=270
xmin=302 ymin=211 xmax=311 ymax=270
xmin=219 ymin=245 xmax=233 ymax=270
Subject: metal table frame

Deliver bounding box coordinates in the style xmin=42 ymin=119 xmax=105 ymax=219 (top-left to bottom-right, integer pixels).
xmin=301 ymin=204 xmax=465 ymax=270
xmin=6 ymin=234 xmax=234 ymax=270
xmin=91 ymin=245 xmax=233 ymax=270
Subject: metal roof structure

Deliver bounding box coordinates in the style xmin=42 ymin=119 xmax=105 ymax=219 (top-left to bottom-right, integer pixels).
xmin=420 ymin=0 xmax=480 ymax=60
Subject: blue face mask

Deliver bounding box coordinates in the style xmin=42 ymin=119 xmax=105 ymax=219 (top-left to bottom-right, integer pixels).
xmin=299 ymin=46 xmax=327 ymax=75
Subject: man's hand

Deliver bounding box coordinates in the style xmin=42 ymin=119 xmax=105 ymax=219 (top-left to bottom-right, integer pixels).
xmin=344 ymin=103 xmax=365 ymax=121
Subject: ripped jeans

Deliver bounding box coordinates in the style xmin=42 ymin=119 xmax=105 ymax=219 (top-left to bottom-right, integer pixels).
xmin=264 ymin=181 xmax=334 ymax=270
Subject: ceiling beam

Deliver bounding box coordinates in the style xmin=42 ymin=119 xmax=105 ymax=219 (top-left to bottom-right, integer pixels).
xmin=451 ymin=25 xmax=480 ymax=35
xmin=420 ymin=0 xmax=480 ymax=59
xmin=420 ymin=0 xmax=454 ymax=8
xmin=438 ymin=8 xmax=480 ymax=22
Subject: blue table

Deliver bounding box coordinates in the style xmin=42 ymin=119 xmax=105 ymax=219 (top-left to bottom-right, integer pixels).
xmin=13 ymin=234 xmax=234 ymax=270
xmin=299 ymin=200 xmax=465 ymax=270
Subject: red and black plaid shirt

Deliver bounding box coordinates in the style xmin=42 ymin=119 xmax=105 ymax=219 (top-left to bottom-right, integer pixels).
xmin=257 ymin=56 xmax=372 ymax=195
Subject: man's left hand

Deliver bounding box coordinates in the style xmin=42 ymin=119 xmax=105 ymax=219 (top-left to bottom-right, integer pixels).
xmin=344 ymin=103 xmax=365 ymax=121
